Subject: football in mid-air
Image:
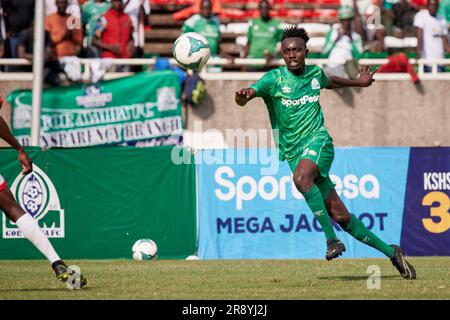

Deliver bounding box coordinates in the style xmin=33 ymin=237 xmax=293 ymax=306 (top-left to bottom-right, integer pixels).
xmin=132 ymin=239 xmax=158 ymax=260
xmin=172 ymin=32 xmax=211 ymax=70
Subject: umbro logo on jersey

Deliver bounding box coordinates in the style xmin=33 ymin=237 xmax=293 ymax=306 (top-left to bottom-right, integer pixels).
xmin=301 ymin=148 xmax=317 ymax=157
xmin=311 ymin=78 xmax=320 ymax=90
xmin=313 ymin=210 xmax=325 ymax=217
xmin=282 ymin=86 xmax=291 ymax=94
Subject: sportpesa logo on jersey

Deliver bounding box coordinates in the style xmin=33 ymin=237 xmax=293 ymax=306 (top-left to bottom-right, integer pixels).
xmin=281 ymin=95 xmax=320 ymax=107
xmin=2 ymin=165 xmax=65 ymax=239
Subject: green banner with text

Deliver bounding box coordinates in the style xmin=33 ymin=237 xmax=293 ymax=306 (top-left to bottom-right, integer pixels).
xmin=0 ymin=146 xmax=196 ymax=259
xmin=7 ymin=71 xmax=183 ymax=148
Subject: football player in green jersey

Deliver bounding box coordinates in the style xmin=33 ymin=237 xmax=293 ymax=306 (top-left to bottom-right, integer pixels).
xmin=235 ymin=26 xmax=416 ymax=280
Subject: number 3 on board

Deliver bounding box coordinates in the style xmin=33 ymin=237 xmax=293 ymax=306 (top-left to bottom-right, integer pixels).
xmin=422 ymin=191 xmax=450 ymax=233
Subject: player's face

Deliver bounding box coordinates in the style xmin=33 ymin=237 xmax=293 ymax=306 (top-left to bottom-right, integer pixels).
xmin=259 ymin=1 xmax=270 ymax=20
xmin=281 ymin=37 xmax=308 ymax=73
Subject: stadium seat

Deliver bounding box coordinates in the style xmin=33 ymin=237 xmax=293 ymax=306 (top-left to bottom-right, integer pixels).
xmin=221 ymin=23 xmax=249 ymax=34
xmin=152 ymin=0 xmax=173 ymax=4
xmin=281 ymin=0 xmax=311 ymax=4
xmin=219 ymin=8 xmax=248 ymax=20
xmin=313 ymin=9 xmax=338 ymax=19
xmin=384 ymin=36 xmax=418 ymax=49
xmin=283 ymin=9 xmax=315 ymax=19
xmin=315 ymin=0 xmax=341 ymax=5
xmin=410 ymin=0 xmax=428 ymax=7
xmin=298 ymin=23 xmax=331 ymax=36
xmin=308 ymin=37 xmax=326 ymax=52
xmin=174 ymin=0 xmax=195 ymax=4
xmin=172 ymin=6 xmax=197 ymax=20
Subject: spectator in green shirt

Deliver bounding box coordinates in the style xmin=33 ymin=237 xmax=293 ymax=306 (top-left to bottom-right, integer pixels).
xmin=82 ymin=0 xmax=111 ymax=57
xmin=182 ymin=0 xmax=220 ymax=56
xmin=438 ymin=0 xmax=450 ymax=28
xmin=181 ymin=0 xmax=234 ymax=71
xmin=244 ymin=0 xmax=282 ymax=67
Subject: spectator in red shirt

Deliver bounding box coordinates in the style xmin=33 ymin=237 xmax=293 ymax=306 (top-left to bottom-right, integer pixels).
xmin=45 ymin=0 xmax=83 ymax=57
xmin=91 ymin=0 xmax=134 ymax=59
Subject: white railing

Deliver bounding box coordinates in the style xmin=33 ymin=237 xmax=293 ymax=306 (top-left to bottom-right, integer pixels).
xmin=0 ymin=58 xmax=449 ymax=81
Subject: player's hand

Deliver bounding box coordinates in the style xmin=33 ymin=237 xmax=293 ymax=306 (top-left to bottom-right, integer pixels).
xmin=358 ymin=65 xmax=377 ymax=87
xmin=18 ymin=149 xmax=32 ymax=175
xmin=235 ymin=88 xmax=255 ymax=106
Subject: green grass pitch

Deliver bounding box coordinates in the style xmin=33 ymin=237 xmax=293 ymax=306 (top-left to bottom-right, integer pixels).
xmin=0 ymin=257 xmax=449 ymax=299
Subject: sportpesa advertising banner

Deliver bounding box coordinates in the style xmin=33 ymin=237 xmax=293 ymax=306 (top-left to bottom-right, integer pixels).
xmin=0 ymin=147 xmax=196 ymax=259
xmin=401 ymin=147 xmax=450 ymax=256
xmin=197 ymin=147 xmax=450 ymax=259
xmin=8 ymin=70 xmax=183 ymax=148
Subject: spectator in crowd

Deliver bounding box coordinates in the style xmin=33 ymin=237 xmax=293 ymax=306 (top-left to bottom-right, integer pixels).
xmin=392 ymin=0 xmax=417 ymax=37
xmin=46 ymin=0 xmax=81 ymax=18
xmin=2 ymin=0 xmax=34 ymax=64
xmin=81 ymin=0 xmax=111 ymax=57
xmin=362 ymin=3 xmax=386 ymax=52
xmin=322 ymin=4 xmax=365 ymax=79
xmin=182 ymin=0 xmax=234 ymax=70
xmin=16 ymin=24 xmax=65 ymax=85
xmin=437 ymin=0 xmax=450 ymax=27
xmin=414 ymin=0 xmax=449 ymax=72
xmin=182 ymin=0 xmax=220 ymax=58
xmin=45 ymin=0 xmax=83 ymax=58
xmin=92 ymin=0 xmax=134 ymax=61
xmin=380 ymin=0 xmax=399 ymax=36
xmin=124 ymin=0 xmax=151 ymax=58
xmin=244 ymin=0 xmax=282 ymax=69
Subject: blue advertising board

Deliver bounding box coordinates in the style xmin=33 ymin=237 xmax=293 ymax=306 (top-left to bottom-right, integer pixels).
xmin=401 ymin=147 xmax=450 ymax=256
xmin=197 ymin=147 xmax=409 ymax=259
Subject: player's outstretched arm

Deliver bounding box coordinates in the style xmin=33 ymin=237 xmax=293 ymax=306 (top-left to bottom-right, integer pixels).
xmin=0 ymin=96 xmax=32 ymax=175
xmin=326 ymin=66 xmax=378 ymax=89
xmin=235 ymin=88 xmax=257 ymax=107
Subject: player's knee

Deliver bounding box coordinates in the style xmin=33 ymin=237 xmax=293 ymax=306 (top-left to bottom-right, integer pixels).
xmin=0 ymin=202 xmax=25 ymax=223
xmin=293 ymin=172 xmax=314 ymax=194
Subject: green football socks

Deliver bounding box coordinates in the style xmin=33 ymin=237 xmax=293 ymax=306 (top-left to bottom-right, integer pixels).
xmin=303 ymin=184 xmax=337 ymax=240
xmin=343 ymin=214 xmax=395 ymax=258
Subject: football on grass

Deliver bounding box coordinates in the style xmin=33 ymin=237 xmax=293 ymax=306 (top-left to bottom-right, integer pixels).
xmin=132 ymin=239 xmax=158 ymax=260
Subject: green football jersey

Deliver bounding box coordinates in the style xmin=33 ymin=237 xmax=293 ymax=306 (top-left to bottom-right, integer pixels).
xmin=249 ymin=65 xmax=331 ymax=161
xmin=247 ymin=18 xmax=282 ymax=58
xmin=182 ymin=14 xmax=220 ymax=56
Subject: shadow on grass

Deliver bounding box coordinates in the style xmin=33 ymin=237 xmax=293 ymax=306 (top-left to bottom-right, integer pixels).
xmin=317 ymin=275 xmax=400 ymax=281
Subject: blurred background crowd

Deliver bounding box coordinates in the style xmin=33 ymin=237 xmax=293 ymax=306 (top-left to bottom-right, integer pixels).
xmin=0 ymin=0 xmax=448 ymax=85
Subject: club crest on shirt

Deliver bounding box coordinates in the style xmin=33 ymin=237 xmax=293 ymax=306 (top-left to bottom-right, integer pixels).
xmin=282 ymin=86 xmax=291 ymax=94
xmin=311 ymin=78 xmax=320 ymax=90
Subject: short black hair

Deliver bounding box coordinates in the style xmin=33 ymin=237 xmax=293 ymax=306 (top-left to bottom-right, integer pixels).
xmin=281 ymin=26 xmax=309 ymax=44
